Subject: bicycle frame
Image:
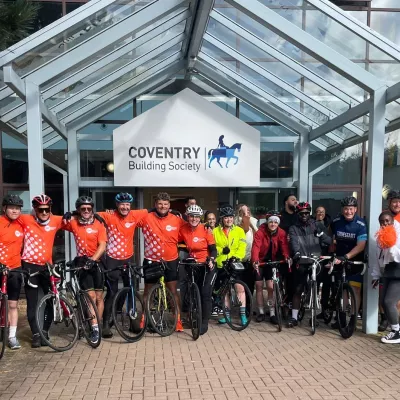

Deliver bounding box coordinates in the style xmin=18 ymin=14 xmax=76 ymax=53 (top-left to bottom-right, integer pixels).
xmin=0 ymin=267 xmax=8 ymax=328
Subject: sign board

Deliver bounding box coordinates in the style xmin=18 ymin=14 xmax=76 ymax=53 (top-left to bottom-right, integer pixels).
xmin=113 ymin=88 xmax=260 ymax=187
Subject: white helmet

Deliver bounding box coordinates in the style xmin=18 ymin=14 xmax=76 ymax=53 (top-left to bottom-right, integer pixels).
xmin=186 ymin=204 xmax=203 ymax=216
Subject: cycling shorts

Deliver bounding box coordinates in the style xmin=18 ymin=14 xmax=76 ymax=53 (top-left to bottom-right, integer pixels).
xmin=75 ymin=257 xmax=104 ymax=292
xmin=347 ymin=274 xmax=363 ymax=287
xmin=255 ymin=266 xmax=273 ymax=282
xmin=5 ymin=268 xmax=23 ymax=301
xmin=143 ymin=258 xmax=178 ymax=284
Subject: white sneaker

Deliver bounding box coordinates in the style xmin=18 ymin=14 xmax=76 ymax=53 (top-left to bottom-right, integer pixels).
xmin=381 ymin=330 xmax=400 ymax=344
xmin=8 ymin=337 xmax=21 ymax=350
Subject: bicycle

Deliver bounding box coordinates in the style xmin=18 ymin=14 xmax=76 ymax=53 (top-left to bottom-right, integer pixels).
xmin=0 ymin=264 xmax=9 ymax=359
xmin=145 ymin=259 xmax=178 ymax=337
xmin=323 ymin=257 xmax=366 ymax=339
xmin=60 ymin=261 xmax=102 ymax=348
xmin=107 ymin=263 xmax=147 ymax=343
xmin=34 ymin=262 xmax=79 ymax=352
xmin=213 ymin=257 xmax=253 ymax=331
xmin=295 ymin=255 xmax=332 ymax=335
xmin=257 ymin=260 xmax=287 ymax=332
xmin=178 ymin=258 xmax=204 ymax=341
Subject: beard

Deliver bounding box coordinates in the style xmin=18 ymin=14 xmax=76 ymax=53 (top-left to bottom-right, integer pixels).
xmin=288 ymin=204 xmax=296 ymax=212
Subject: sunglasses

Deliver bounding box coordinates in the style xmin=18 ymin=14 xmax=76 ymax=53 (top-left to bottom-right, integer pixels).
xmin=80 ymin=207 xmax=93 ymax=212
xmin=37 ymin=208 xmax=50 ymax=214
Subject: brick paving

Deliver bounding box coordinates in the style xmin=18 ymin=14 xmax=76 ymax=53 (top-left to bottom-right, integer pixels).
xmin=1 ymin=316 xmax=400 ymax=400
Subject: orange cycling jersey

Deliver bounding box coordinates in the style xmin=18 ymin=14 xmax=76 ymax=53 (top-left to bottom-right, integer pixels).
xmin=137 ymin=212 xmax=185 ymax=261
xmin=178 ymin=223 xmax=215 ymax=263
xmin=0 ymin=216 xmax=24 ymax=269
xmin=64 ymin=219 xmax=107 ymax=258
xmin=19 ymin=214 xmax=63 ymax=266
xmin=97 ymin=210 xmax=148 ymax=260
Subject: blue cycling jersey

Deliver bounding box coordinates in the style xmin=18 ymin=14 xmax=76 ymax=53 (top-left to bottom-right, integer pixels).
xmin=331 ymin=215 xmax=367 ymax=261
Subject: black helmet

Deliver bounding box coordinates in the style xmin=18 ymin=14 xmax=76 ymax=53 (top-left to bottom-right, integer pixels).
xmin=75 ymin=196 xmax=94 ymax=209
xmin=115 ymin=192 xmax=133 ymax=204
xmin=219 ymin=205 xmax=234 ymax=218
xmin=387 ymin=190 xmax=400 ymax=202
xmin=2 ymin=194 xmax=23 ymax=207
xmin=341 ymin=196 xmax=358 ymax=207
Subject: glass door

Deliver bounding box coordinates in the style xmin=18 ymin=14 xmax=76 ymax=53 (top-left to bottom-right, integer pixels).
xmin=237 ymin=189 xmax=278 ymax=223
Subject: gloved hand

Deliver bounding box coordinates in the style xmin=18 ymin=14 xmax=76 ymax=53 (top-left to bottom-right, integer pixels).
xmin=314 ymin=223 xmax=325 ymax=237
xmin=222 ymin=246 xmax=230 ymax=255
xmin=84 ymin=258 xmax=96 ymax=270
xmin=63 ymin=212 xmax=72 ymax=221
xmin=292 ymin=252 xmax=301 ymax=263
xmin=372 ymin=279 xmax=380 ymax=289
xmin=336 ymin=255 xmax=348 ymax=264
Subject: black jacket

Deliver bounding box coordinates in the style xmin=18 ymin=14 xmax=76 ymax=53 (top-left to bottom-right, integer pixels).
xmin=280 ymin=209 xmax=298 ymax=233
xmin=289 ymin=220 xmax=332 ymax=263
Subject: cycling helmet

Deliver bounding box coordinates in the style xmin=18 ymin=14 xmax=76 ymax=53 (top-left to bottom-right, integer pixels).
xmin=32 ymin=194 xmax=52 ymax=208
xmin=219 ymin=205 xmax=235 ymax=218
xmin=296 ymin=202 xmax=312 ymax=213
xmin=115 ymin=192 xmax=133 ymax=204
xmin=2 ymin=194 xmax=23 ymax=207
xmin=266 ymin=209 xmax=281 ymax=218
xmin=341 ymin=196 xmax=358 ymax=207
xmin=75 ymin=196 xmax=94 ymax=209
xmin=186 ymin=204 xmax=203 ymax=217
xmin=387 ymin=190 xmax=400 ymax=202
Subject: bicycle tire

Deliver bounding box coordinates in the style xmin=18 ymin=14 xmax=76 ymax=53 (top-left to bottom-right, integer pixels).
xmin=223 ymin=279 xmax=252 ymax=331
xmin=337 ymin=283 xmax=357 ymax=339
xmin=77 ymin=291 xmax=101 ymax=348
xmin=189 ymin=282 xmax=202 ymax=341
xmin=298 ymin=293 xmax=305 ymax=322
xmin=112 ymin=287 xmax=146 ymax=343
xmin=36 ymin=293 xmax=79 ymax=352
xmin=323 ymin=308 xmax=334 ymax=324
xmin=274 ymin=284 xmax=283 ymax=332
xmin=310 ymin=280 xmax=317 ymax=335
xmin=0 ymin=294 xmax=8 ymax=360
xmin=146 ymin=283 xmax=177 ymax=337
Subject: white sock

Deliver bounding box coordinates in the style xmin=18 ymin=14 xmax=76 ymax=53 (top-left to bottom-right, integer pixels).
xmin=258 ymin=307 xmax=264 ymax=315
xmin=9 ymin=326 xmax=17 ymax=338
xmin=292 ymin=309 xmax=299 ymax=320
xmin=92 ymin=324 xmax=99 ymax=331
xmin=391 ymin=324 xmax=399 ymax=331
xmin=269 ymin=306 xmax=275 ymax=317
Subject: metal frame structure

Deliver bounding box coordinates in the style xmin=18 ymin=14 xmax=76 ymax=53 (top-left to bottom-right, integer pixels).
xmin=1 ymin=0 xmax=400 ymax=334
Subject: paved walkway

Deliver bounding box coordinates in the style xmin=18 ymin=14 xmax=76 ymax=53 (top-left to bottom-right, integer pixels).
xmin=1 ymin=317 xmax=400 ymax=400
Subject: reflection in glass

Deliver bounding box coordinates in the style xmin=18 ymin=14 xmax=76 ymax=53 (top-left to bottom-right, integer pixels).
xmin=260 ymin=142 xmax=293 ymax=178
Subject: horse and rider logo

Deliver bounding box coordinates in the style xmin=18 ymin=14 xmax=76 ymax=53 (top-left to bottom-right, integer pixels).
xmin=208 ymin=135 xmax=242 ymax=168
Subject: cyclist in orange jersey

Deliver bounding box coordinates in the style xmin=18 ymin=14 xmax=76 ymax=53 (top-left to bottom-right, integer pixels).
xmin=0 ymin=195 xmax=24 ymax=350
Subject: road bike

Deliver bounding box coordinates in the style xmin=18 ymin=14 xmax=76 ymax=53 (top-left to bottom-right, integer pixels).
xmin=0 ymin=264 xmax=9 ymax=359
xmin=323 ymin=257 xmax=366 ymax=339
xmin=145 ymin=259 xmax=178 ymax=336
xmin=295 ymin=255 xmax=332 ymax=335
xmin=257 ymin=260 xmax=287 ymax=332
xmin=108 ymin=263 xmax=147 ymax=342
xmin=179 ymin=258 xmax=204 ymax=340
xmin=213 ymin=257 xmax=252 ymax=331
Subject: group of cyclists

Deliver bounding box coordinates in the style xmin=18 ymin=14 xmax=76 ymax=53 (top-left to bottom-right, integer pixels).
xmin=1 ymin=187 xmax=400 ymax=352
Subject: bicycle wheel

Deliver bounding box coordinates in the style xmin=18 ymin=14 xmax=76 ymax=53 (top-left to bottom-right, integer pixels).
xmin=223 ymin=279 xmax=252 ymax=331
xmin=337 ymin=282 xmax=357 ymax=339
xmin=0 ymin=295 xmax=8 ymax=360
xmin=310 ymin=281 xmax=317 ymax=335
xmin=189 ymin=282 xmax=202 ymax=340
xmin=146 ymin=283 xmax=177 ymax=337
xmin=112 ymin=287 xmax=146 ymax=343
xmin=274 ymin=283 xmax=283 ymax=332
xmin=298 ymin=293 xmax=306 ymax=322
xmin=77 ymin=291 xmax=101 ymax=348
xmin=36 ymin=293 xmax=79 ymax=352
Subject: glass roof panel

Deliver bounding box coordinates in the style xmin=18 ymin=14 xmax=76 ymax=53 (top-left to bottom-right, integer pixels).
xmin=0 ymin=96 xmax=24 ymax=116
xmin=332 ymin=126 xmax=357 ymax=141
xmin=12 ymin=0 xmax=150 ymax=77
xmin=386 ymin=102 xmax=400 ymax=123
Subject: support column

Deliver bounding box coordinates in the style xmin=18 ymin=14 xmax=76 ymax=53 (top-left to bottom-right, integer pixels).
xmin=298 ymin=132 xmax=309 ymax=201
xmin=363 ymin=86 xmax=386 ymax=334
xmin=67 ymin=129 xmax=79 ymax=259
xmin=26 ymin=81 xmax=44 ymax=198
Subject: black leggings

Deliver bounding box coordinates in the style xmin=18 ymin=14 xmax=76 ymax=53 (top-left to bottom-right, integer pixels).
xmin=103 ymin=256 xmax=133 ymax=324
xmin=22 ymin=261 xmax=53 ymax=335
xmin=381 ymin=278 xmax=400 ymax=326
xmin=181 ymin=265 xmax=217 ymax=325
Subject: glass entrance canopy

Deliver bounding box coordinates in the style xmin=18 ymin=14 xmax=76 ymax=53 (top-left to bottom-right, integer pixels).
xmin=0 ymin=0 xmax=399 ymax=152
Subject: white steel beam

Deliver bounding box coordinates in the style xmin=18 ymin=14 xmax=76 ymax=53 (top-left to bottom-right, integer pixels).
xmin=205 ymin=32 xmax=362 ymax=138
xmin=386 ymin=117 xmax=400 ymax=134
xmin=225 ymin=0 xmax=384 ymax=92
xmin=3 ymin=65 xmax=67 ymax=139
xmin=298 ymin=132 xmax=309 ymax=201
xmin=387 ymin=82 xmax=400 ymax=105
xmin=194 ymin=61 xmax=308 ymax=136
xmin=17 ymin=0 xmax=189 ymax=86
xmin=210 ymin=9 xmax=358 ymax=107
xmin=307 ymin=0 xmax=400 ymax=62
xmin=0 ymin=120 xmax=27 ymax=145
xmin=309 ymin=100 xmax=370 ymax=141
xmin=363 ymin=87 xmax=386 ymax=335
xmin=186 ymin=0 xmax=214 ymax=68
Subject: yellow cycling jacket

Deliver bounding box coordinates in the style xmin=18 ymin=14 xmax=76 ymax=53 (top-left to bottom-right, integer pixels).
xmin=213 ymin=225 xmax=247 ymax=268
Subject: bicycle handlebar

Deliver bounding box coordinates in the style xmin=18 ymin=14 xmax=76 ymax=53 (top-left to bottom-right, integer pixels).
xmin=327 ymin=258 xmax=365 ymax=275
xmin=257 ymin=260 xmax=286 ymax=267
xmin=102 ymin=263 xmax=144 ymax=278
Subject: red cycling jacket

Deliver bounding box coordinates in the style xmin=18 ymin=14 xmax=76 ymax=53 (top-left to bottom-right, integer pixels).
xmin=251 ymin=224 xmax=290 ymax=263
